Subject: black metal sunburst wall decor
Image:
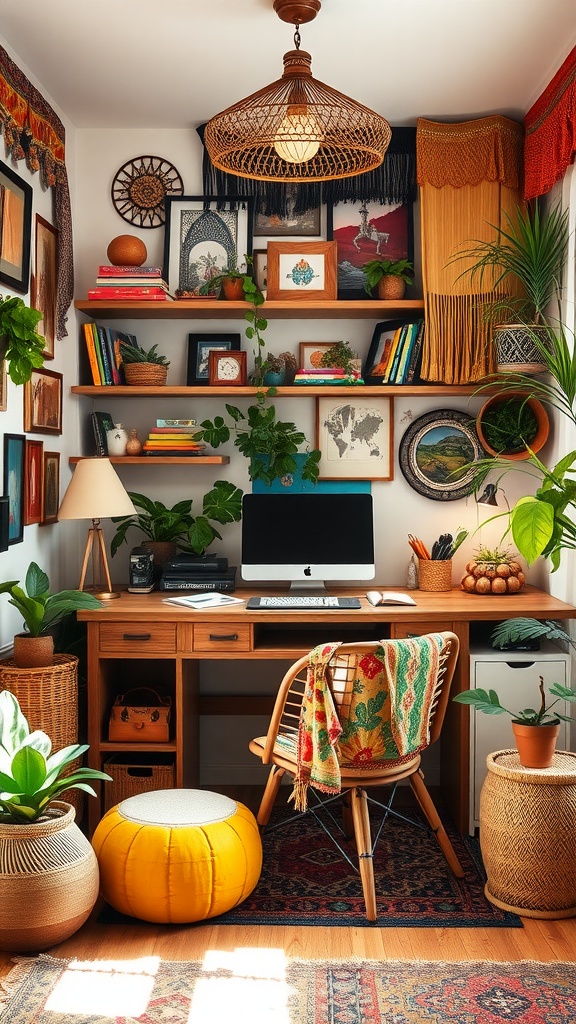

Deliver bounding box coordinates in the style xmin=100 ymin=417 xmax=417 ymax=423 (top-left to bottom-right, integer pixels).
xmin=111 ymin=155 xmax=184 ymax=228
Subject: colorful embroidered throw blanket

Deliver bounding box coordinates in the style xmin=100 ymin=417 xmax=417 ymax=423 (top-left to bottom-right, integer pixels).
xmin=291 ymin=635 xmax=445 ymax=810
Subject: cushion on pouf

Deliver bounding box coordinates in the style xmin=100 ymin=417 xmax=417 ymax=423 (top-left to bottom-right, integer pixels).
xmin=91 ymin=789 xmax=262 ymax=924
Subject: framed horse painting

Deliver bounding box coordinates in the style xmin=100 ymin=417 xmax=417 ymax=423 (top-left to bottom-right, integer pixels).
xmin=327 ymin=200 xmax=414 ymax=299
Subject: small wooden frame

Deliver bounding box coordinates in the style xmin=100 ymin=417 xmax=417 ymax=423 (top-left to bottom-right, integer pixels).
xmin=266 ymin=241 xmax=337 ymax=301
xmin=208 ymin=350 xmax=247 ymax=385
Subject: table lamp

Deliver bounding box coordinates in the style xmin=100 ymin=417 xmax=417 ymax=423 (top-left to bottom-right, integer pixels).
xmin=58 ymin=457 xmax=135 ymax=599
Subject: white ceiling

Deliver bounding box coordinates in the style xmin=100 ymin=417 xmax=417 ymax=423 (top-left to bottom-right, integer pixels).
xmin=1 ymin=0 xmax=575 ymax=131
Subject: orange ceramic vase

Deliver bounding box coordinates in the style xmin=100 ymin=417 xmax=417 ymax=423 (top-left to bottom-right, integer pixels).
xmin=512 ymin=721 xmax=560 ymax=769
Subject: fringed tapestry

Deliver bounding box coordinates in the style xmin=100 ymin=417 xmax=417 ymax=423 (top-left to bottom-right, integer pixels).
xmin=524 ymin=46 xmax=576 ymax=200
xmin=0 ymin=44 xmax=73 ymax=339
xmin=417 ymin=116 xmax=524 ymax=384
xmin=197 ymin=123 xmax=417 ymax=215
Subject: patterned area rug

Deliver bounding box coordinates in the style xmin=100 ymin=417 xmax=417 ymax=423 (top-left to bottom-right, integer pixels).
xmin=1 ymin=955 xmax=575 ymax=1023
xmin=98 ymin=804 xmax=520 ymax=928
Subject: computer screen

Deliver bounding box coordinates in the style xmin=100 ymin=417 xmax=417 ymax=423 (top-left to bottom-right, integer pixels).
xmin=241 ymin=493 xmax=375 ymax=591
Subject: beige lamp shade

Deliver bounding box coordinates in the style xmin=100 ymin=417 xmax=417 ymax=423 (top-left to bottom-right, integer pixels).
xmin=58 ymin=458 xmax=135 ymax=521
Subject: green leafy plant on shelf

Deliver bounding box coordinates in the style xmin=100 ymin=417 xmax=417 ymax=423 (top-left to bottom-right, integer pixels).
xmin=119 ymin=341 xmax=170 ymax=367
xmin=319 ymin=340 xmax=359 ymax=375
xmin=362 ymin=258 xmax=414 ymax=296
xmin=0 ymin=690 xmax=111 ymax=824
xmin=0 ymin=294 xmax=45 ymax=384
xmin=110 ymin=482 xmax=243 ymax=558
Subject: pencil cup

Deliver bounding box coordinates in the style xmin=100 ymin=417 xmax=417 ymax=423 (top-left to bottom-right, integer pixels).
xmin=418 ymin=559 xmax=452 ymax=592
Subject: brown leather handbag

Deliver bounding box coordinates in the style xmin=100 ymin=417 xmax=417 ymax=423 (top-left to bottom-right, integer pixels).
xmin=108 ymin=688 xmax=172 ymax=742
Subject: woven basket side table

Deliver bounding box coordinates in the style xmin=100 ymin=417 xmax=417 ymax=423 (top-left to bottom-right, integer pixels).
xmin=480 ymin=749 xmax=576 ymax=918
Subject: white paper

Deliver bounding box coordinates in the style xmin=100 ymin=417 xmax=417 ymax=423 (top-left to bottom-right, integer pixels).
xmin=162 ymin=593 xmax=245 ymax=609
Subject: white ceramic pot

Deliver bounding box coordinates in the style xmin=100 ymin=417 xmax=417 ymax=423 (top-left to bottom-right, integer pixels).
xmin=106 ymin=423 xmax=128 ymax=456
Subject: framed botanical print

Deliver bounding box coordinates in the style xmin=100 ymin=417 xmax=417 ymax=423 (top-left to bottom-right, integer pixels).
xmin=266 ymin=241 xmax=337 ymax=301
xmin=316 ymin=396 xmax=393 ymax=480
xmin=41 ymin=450 xmax=60 ymax=525
xmin=327 ymin=200 xmax=414 ymax=298
xmin=3 ymin=433 xmax=25 ymax=544
xmin=186 ymin=332 xmax=241 ymax=385
xmin=31 ymin=214 xmax=58 ymax=359
xmin=24 ymin=439 xmax=43 ymax=525
xmin=163 ymin=195 xmax=253 ymax=295
xmin=0 ymin=159 xmax=33 ymax=293
xmin=24 ymin=367 xmax=63 ymax=434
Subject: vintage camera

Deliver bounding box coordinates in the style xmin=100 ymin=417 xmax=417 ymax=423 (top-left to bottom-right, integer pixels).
xmin=128 ymin=546 xmax=155 ymax=593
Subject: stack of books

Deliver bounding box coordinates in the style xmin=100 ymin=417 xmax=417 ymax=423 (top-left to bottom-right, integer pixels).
xmin=293 ymin=368 xmax=361 ymax=385
xmin=88 ymin=265 xmax=172 ymax=301
xmin=365 ymin=319 xmax=425 ymax=385
xmin=143 ymin=422 xmax=206 ymax=457
xmin=82 ymin=322 xmax=140 ymax=385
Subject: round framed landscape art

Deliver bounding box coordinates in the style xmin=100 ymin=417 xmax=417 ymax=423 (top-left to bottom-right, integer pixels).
xmin=399 ymin=409 xmax=483 ymax=500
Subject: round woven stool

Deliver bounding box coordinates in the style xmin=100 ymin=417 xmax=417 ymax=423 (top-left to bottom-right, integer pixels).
xmin=480 ymin=749 xmax=576 ymax=918
xmin=92 ymin=789 xmax=262 ymax=923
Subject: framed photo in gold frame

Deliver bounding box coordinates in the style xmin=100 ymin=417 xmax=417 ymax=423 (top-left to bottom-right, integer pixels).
xmin=266 ymin=241 xmax=337 ymax=301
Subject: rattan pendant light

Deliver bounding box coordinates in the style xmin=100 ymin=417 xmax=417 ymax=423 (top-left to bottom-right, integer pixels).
xmin=204 ymin=0 xmax=391 ymax=182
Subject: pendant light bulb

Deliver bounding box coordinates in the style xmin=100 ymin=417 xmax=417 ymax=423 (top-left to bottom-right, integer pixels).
xmin=274 ymin=107 xmax=323 ymax=163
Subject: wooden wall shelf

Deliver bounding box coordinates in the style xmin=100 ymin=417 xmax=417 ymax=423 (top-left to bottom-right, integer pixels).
xmin=71 ymin=384 xmax=483 ymax=398
xmin=69 ymin=455 xmax=230 ymax=465
xmin=75 ymin=298 xmax=425 ymax=321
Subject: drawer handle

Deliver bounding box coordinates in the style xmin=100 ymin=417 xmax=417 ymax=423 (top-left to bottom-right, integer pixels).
xmin=122 ymin=633 xmax=152 ymax=641
xmin=209 ymin=633 xmax=239 ymax=642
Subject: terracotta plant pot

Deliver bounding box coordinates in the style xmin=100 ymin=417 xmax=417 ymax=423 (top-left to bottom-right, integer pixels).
xmin=13 ymin=633 xmax=54 ymax=668
xmin=222 ymin=277 xmax=245 ymax=301
xmin=512 ymin=721 xmax=560 ymax=769
xmin=377 ymin=276 xmax=405 ymax=300
xmin=476 ymin=392 xmax=549 ymax=461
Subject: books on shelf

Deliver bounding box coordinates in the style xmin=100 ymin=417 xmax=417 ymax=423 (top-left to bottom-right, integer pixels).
xmin=82 ymin=322 xmax=139 ymax=386
xmin=156 ymin=419 xmax=197 ymax=427
xmin=364 ymin=318 xmax=425 ymax=385
xmin=91 ymin=411 xmax=115 ymax=456
xmin=98 ymin=265 xmax=164 ymax=277
xmin=87 ymin=287 xmax=170 ymax=301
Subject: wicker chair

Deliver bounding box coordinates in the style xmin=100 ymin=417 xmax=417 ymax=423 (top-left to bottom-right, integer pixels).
xmin=248 ymin=633 xmax=464 ymax=921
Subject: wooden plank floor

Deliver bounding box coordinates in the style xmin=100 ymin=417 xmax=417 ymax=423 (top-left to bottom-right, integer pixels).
xmin=2 ymin=786 xmax=575 ymax=977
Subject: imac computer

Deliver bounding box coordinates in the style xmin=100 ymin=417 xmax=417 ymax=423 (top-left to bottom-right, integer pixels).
xmin=241 ymin=492 xmax=375 ymax=592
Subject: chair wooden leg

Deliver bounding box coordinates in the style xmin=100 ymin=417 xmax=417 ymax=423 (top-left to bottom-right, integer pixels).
xmin=257 ymin=765 xmax=285 ymax=826
xmin=341 ymin=792 xmax=354 ymax=838
xmin=410 ymin=770 xmax=465 ymax=878
xmin=350 ymin=787 xmax=377 ymax=922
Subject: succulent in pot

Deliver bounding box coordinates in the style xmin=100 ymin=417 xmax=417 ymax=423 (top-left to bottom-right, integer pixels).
xmin=119 ymin=341 xmax=170 ymax=385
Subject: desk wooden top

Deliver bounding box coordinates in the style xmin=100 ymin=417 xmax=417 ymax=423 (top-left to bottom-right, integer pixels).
xmin=77 ymin=585 xmax=576 ymax=624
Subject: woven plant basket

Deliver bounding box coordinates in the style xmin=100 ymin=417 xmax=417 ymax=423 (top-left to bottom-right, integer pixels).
xmin=104 ymin=755 xmax=175 ymax=811
xmin=0 ymin=801 xmax=99 ymax=952
xmin=480 ymin=749 xmax=576 ymax=918
xmin=124 ymin=363 xmax=168 ymax=386
xmin=418 ymin=558 xmax=452 ymax=592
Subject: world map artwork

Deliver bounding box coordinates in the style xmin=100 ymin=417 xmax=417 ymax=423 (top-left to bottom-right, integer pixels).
xmin=323 ymin=403 xmax=385 ymax=461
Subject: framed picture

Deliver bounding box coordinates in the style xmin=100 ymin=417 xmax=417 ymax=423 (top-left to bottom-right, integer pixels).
xmin=24 ymin=367 xmax=63 ymax=434
xmin=267 ymin=241 xmax=337 ymax=301
xmin=252 ymin=249 xmax=268 ymax=293
xmin=0 ymin=495 xmax=8 ymax=552
xmin=24 ymin=439 xmax=43 ymax=525
xmin=31 ymin=214 xmax=58 ymax=359
xmin=0 ymin=159 xmax=33 ymax=293
xmin=299 ymin=341 xmax=343 ymax=370
xmin=363 ymin=318 xmax=413 ymax=383
xmin=209 ymin=350 xmax=247 ymax=386
xmin=316 ymin=396 xmax=393 ymax=480
xmin=162 ymin=195 xmax=253 ymax=295
xmin=41 ymin=450 xmax=60 ymax=525
xmin=3 ymin=433 xmax=25 ymax=544
xmin=399 ymin=409 xmax=484 ymax=501
xmin=327 ymin=200 xmax=414 ymax=298
xmin=186 ymin=333 xmax=241 ymax=385
xmin=254 ymin=201 xmax=321 ymax=237
xmin=0 ymin=358 xmax=6 ymax=411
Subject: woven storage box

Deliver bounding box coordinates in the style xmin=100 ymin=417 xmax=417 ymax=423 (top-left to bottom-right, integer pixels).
xmin=124 ymin=363 xmax=167 ymax=386
xmin=104 ymin=755 xmax=175 ymax=811
xmin=418 ymin=558 xmax=452 ymax=592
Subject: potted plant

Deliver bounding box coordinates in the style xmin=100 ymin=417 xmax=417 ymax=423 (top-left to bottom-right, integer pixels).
xmin=362 ymin=257 xmax=414 ymax=300
xmin=119 ymin=341 xmax=170 ymax=385
xmin=199 ymin=250 xmax=248 ymax=301
xmin=0 ymin=294 xmax=45 ymax=384
xmin=0 ymin=689 xmax=111 ymax=951
xmin=319 ymin=340 xmax=360 ymax=376
xmin=0 ymin=562 xmax=101 ymax=668
xmin=110 ymin=481 xmax=243 ymax=565
xmin=198 ymin=392 xmax=321 ymax=486
xmin=476 ymin=392 xmax=549 ymax=460
xmin=452 ymin=203 xmax=569 ymax=372
xmin=263 ymin=351 xmax=298 ymax=386
xmin=453 ymin=617 xmax=576 ymax=767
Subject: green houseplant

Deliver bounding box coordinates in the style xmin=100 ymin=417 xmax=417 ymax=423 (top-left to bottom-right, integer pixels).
xmin=362 ymin=258 xmax=414 ymax=299
xmin=0 ymin=294 xmax=45 ymax=384
xmin=475 ymin=392 xmax=549 ymax=459
xmin=119 ymin=341 xmax=170 ymax=385
xmin=0 ymin=562 xmax=101 ymax=668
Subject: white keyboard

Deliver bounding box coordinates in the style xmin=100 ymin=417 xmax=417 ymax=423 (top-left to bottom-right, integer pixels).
xmin=247 ymin=596 xmax=361 ymax=609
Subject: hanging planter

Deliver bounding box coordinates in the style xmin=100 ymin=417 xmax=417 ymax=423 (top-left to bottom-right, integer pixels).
xmin=476 ymin=392 xmax=549 ymax=461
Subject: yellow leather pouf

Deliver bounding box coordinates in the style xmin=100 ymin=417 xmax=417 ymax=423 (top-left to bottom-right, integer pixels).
xmin=92 ymin=789 xmax=262 ymax=923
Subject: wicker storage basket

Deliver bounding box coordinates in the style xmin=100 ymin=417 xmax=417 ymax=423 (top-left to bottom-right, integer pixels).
xmin=418 ymin=558 xmax=452 ymax=592
xmin=104 ymin=755 xmax=175 ymax=811
xmin=124 ymin=363 xmax=167 ymax=386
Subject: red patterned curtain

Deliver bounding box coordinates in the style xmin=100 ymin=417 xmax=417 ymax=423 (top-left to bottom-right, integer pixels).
xmin=0 ymin=44 xmax=74 ymax=339
xmin=524 ymin=46 xmax=576 ymax=200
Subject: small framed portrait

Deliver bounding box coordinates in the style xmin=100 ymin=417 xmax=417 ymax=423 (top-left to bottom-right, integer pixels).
xmin=24 ymin=367 xmax=63 ymax=434
xmin=0 ymin=159 xmax=33 ymax=293
xmin=41 ymin=450 xmax=60 ymax=525
xmin=399 ymin=409 xmax=484 ymax=501
xmin=31 ymin=214 xmax=58 ymax=359
xmin=24 ymin=438 xmax=43 ymax=525
xmin=3 ymin=433 xmax=25 ymax=544
xmin=209 ymin=350 xmax=247 ymax=386
xmin=316 ymin=396 xmax=393 ymax=481
xmin=299 ymin=341 xmax=343 ymax=370
xmin=267 ymin=241 xmax=337 ymax=301
xmin=327 ymin=200 xmax=414 ymax=298
xmin=252 ymin=249 xmax=268 ymax=293
xmin=186 ymin=333 xmax=241 ymax=385
xmin=163 ymin=195 xmax=253 ymax=295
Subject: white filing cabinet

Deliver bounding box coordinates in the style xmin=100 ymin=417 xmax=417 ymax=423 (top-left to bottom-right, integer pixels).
xmin=468 ymin=644 xmax=571 ymax=834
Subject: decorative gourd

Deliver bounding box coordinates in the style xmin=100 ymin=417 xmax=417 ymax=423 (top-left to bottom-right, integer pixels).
xmin=460 ymin=547 xmax=526 ymax=595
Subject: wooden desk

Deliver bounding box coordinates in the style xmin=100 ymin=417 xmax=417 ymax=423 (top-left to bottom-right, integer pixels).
xmin=78 ymin=585 xmax=576 ymax=835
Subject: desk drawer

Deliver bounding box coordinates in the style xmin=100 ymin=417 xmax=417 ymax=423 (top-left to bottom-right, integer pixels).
xmin=99 ymin=623 xmax=177 ymax=654
xmin=193 ymin=622 xmax=252 ymax=652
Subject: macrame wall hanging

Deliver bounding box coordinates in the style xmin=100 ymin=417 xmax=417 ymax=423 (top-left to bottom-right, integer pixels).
xmin=0 ymin=44 xmax=73 ymax=340
xmin=417 ymin=115 xmax=524 ymax=384
xmin=524 ymin=45 xmax=576 ymax=200
xmin=197 ymin=123 xmax=417 ymax=214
